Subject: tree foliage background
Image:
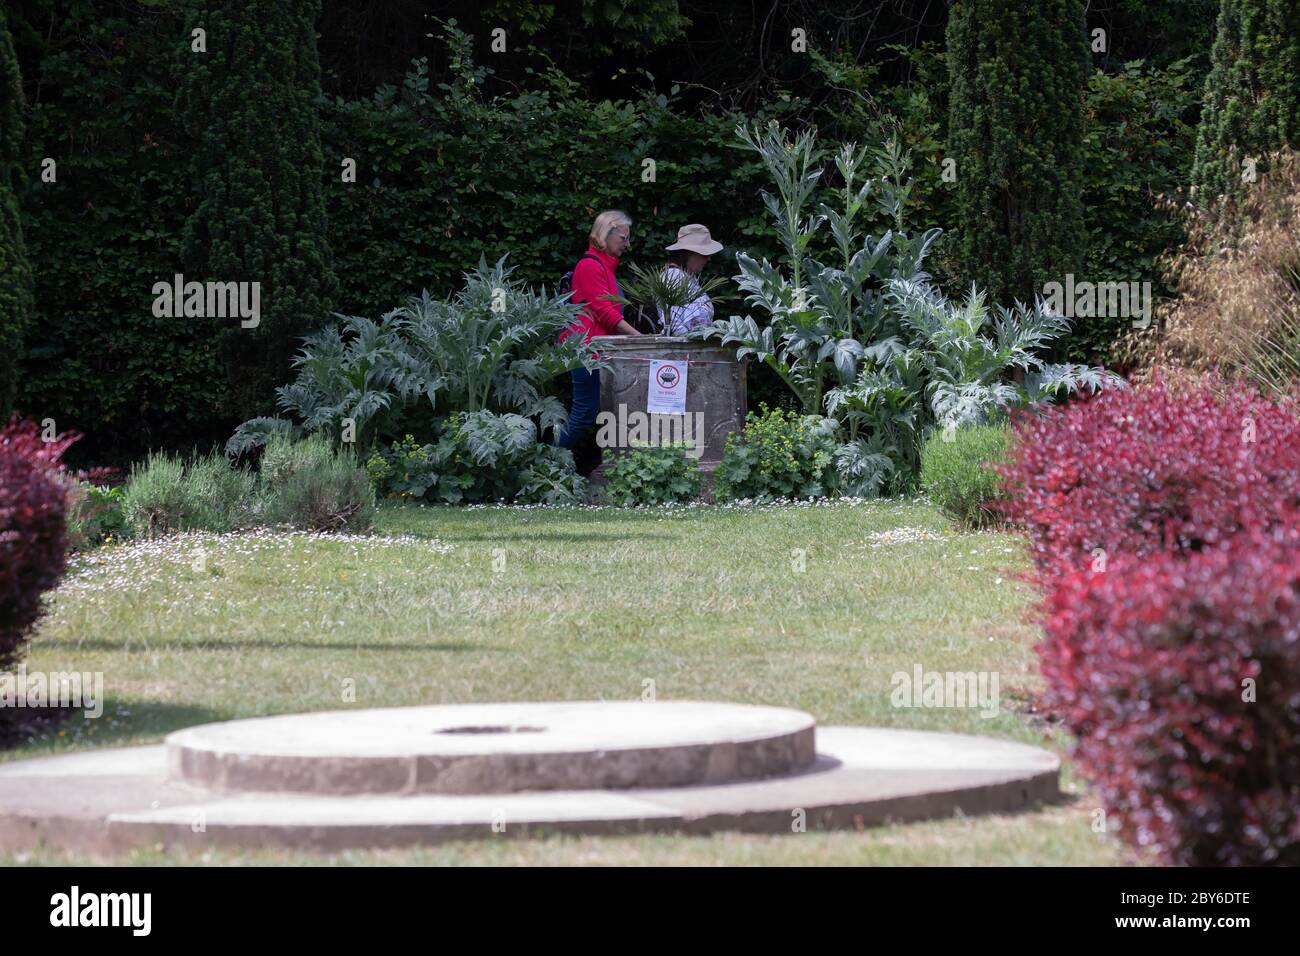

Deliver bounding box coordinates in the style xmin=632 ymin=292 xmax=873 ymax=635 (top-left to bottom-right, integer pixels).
xmin=0 ymin=8 xmax=33 ymax=417
xmin=0 ymin=0 xmax=1261 ymax=464
xmin=946 ymin=0 xmax=1090 ymax=309
xmin=180 ymin=0 xmax=338 ymax=424
xmin=1191 ymin=0 xmax=1300 ymax=206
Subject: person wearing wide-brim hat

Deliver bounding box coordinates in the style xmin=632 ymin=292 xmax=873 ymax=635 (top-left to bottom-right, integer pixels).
xmin=659 ymin=224 xmax=724 ymax=336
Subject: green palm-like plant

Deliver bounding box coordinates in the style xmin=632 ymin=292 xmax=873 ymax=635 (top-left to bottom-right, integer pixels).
xmin=824 ymin=281 xmax=1121 ymax=488
xmin=612 ymin=261 xmax=732 ymax=335
xmin=706 ymin=121 xmax=1121 ymax=496
xmin=396 ymin=257 xmax=592 ymax=434
xmin=885 ymin=278 xmax=1121 ymax=429
xmin=826 ymin=349 xmax=927 ymax=493
xmin=699 ymin=122 xmax=941 ymax=414
xmin=227 ymin=256 xmax=599 ymax=456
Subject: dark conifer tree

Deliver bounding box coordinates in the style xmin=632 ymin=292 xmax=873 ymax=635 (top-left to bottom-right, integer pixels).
xmin=181 ymin=0 xmax=337 ymax=421
xmin=0 ymin=8 xmax=33 ymax=416
xmin=1191 ymin=0 xmax=1300 ymax=206
xmin=947 ymin=0 xmax=1090 ymax=304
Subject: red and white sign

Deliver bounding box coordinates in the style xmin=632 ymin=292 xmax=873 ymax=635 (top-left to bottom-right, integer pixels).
xmin=647 ymin=359 xmax=687 ymax=415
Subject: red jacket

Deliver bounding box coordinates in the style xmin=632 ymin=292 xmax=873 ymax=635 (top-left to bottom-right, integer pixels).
xmin=559 ymin=246 xmax=624 ymax=343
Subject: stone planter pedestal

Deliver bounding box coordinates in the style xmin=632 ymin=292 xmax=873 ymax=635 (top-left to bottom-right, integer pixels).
xmin=588 ymin=335 xmax=747 ymax=491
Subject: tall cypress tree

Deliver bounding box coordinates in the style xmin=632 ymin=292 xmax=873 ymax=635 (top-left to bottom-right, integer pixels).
xmin=180 ymin=0 xmax=337 ymax=422
xmin=1191 ymin=0 xmax=1300 ymax=206
xmin=0 ymin=8 xmax=33 ymax=417
xmin=947 ymin=0 xmax=1089 ymax=304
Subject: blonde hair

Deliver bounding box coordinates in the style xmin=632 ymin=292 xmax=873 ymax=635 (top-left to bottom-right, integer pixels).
xmin=589 ymin=209 xmax=632 ymax=252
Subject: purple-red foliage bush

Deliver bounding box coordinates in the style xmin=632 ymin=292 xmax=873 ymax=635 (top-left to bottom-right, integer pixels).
xmin=1041 ymin=527 xmax=1300 ymax=866
xmin=997 ymin=378 xmax=1300 ymax=580
xmin=1000 ymin=377 xmax=1300 ymax=864
xmin=0 ymin=414 xmax=77 ymax=671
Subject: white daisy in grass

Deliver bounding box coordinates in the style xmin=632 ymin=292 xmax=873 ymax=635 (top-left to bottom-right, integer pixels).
xmin=57 ymin=530 xmax=453 ymax=598
xmin=862 ymin=527 xmax=946 ymax=548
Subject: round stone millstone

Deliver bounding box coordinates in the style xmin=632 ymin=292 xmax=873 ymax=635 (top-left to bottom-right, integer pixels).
xmin=165 ymin=701 xmax=817 ymax=796
xmin=0 ymin=724 xmax=1062 ymax=854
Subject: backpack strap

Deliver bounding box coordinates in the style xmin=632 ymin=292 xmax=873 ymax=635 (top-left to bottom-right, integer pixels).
xmin=559 ymin=253 xmax=603 ymax=297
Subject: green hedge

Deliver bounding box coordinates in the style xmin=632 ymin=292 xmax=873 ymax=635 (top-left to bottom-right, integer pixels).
xmin=14 ymin=13 xmax=774 ymax=464
xmin=0 ymin=8 xmax=32 ymax=416
xmin=919 ymin=424 xmax=1010 ymax=529
xmin=179 ymin=0 xmax=338 ymax=423
xmin=319 ymin=29 xmax=777 ymax=318
xmin=10 ymin=7 xmax=1208 ymax=464
xmin=821 ymin=42 xmax=1200 ymax=367
xmin=17 ymin=3 xmax=221 ymax=463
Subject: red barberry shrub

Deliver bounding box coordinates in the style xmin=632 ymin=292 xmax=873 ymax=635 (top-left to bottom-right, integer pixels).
xmin=0 ymin=414 xmax=77 ymax=671
xmin=1041 ymin=526 xmax=1300 ymax=866
xmin=997 ymin=377 xmax=1300 ymax=579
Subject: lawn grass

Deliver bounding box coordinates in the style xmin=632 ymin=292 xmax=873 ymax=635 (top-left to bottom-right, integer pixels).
xmin=2 ymin=498 xmax=1134 ymax=866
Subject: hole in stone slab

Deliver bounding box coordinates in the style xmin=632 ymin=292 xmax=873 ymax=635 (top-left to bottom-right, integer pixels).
xmin=434 ymin=725 xmax=546 ymax=735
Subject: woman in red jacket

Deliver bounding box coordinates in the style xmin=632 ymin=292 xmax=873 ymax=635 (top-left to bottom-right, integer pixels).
xmin=557 ymin=210 xmax=641 ymax=452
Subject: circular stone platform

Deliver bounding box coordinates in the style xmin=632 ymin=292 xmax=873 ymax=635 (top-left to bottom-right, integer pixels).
xmin=0 ymin=703 xmax=1062 ymax=854
xmin=166 ymin=701 xmax=817 ymax=795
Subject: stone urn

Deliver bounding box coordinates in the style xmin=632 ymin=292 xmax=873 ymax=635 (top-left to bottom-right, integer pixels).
xmin=588 ymin=335 xmax=747 ymax=487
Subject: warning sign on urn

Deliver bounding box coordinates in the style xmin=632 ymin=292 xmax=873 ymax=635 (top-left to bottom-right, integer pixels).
xmin=648 ymin=359 xmax=687 ymax=415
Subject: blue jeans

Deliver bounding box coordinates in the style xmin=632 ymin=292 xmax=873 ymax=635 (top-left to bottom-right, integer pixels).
xmin=557 ymin=368 xmax=601 ymax=449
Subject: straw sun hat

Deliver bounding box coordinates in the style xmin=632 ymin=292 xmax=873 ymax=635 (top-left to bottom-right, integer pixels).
xmin=664 ymin=224 xmax=723 ymax=255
